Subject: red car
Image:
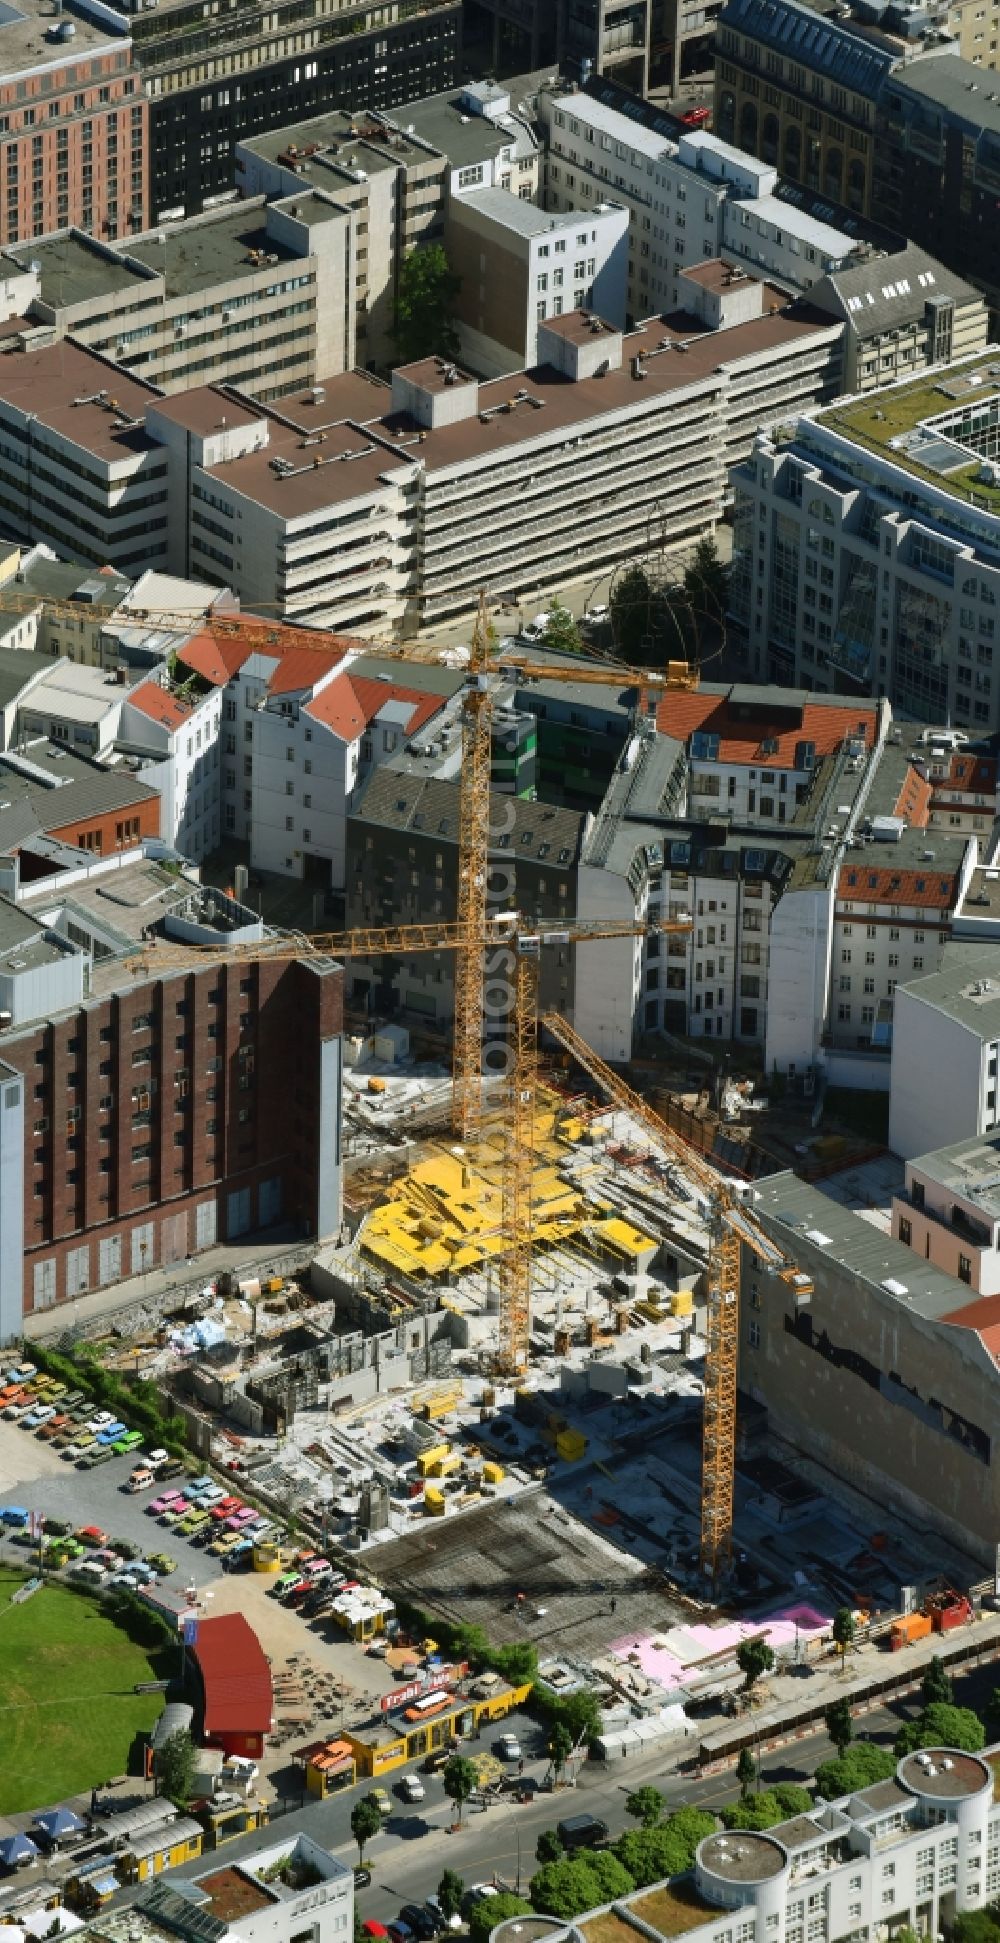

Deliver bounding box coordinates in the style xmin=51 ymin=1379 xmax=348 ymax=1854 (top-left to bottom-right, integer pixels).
xmin=678 ymin=105 xmax=710 ymax=127
xmin=210 ymin=1496 xmax=242 ymax=1521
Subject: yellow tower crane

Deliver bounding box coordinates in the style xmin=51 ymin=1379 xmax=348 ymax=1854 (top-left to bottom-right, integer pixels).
xmin=0 ymin=576 xmax=697 ymax=1147
xmin=128 ymin=907 xmax=692 ymax=1378
xmin=538 ymin=1011 xmax=811 ymax=1587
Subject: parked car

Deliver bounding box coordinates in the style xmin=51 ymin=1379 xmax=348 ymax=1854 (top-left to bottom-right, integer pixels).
xmin=353 ymin=1869 xmax=371 ymax=1892
xmin=496 ymin=1733 xmax=521 ymax=1762
xmin=371 ymin=1788 xmax=392 ymax=1817
xmin=76 ymin=1525 xmax=109 ymax=1548
xmin=398 ymin=1775 xmax=425 ymax=1804
xmin=398 ymin=1908 xmax=435 ymax=1940
xmin=146 ymin=1552 xmax=177 ymax=1576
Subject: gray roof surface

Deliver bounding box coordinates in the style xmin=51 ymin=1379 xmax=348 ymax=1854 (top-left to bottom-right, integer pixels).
xmin=894 ymin=940 xmax=1000 ymax=1038
xmin=810 ymin=244 xmax=980 ymax=338
xmin=885 ymin=50 xmax=1000 ymax=131
xmin=907 ymin=1128 xmax=1000 ymax=1218
xmin=0 ymin=0 xmax=127 ymax=75
xmin=125 ymin=209 xmax=296 ymax=297
xmin=752 ymin=1169 xmax=982 ymax=1325
xmin=239 ymin=108 xmax=433 ymax=175
xmin=0 ymin=645 xmax=58 ymax=709
xmin=0 ymin=745 xmax=158 ymax=855
xmin=351 ymin=768 xmax=585 ymax=865
xmin=348 ymin=654 xmax=466 ymax=698
xmin=459 ymin=186 xmax=600 ymax=238
xmin=391 ymin=71 xmax=552 ymax=168
xmin=9 ymin=231 xmax=147 ymax=308
xmin=12 ymin=557 xmax=132 ymax=609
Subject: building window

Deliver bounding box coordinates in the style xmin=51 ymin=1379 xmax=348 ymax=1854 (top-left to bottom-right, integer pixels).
xmin=959 ymin=1253 xmax=972 ymax=1283
xmin=898 ymin=1217 xmax=911 ymax=1245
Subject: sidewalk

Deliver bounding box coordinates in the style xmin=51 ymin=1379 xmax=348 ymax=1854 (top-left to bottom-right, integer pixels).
xmin=694 ymin=1601 xmax=1000 ymax=1770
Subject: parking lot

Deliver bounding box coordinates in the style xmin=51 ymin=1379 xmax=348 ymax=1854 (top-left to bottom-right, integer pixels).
xmin=0 ymin=1413 xmax=403 ymax=1792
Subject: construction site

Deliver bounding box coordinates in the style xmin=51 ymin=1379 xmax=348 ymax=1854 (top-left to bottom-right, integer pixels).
xmin=23 ymin=599 xmax=999 ymax=1767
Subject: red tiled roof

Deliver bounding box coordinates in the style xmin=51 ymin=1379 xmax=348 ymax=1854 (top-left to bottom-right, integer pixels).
xmin=893 ymin=766 xmax=932 ymax=826
xmin=305 ymin=672 xmax=445 ymax=741
xmin=191 ymin=1614 xmax=272 ymax=1739
xmin=934 ymin=752 xmax=998 ymax=795
xmin=656 ymin=691 xmax=877 ymax=766
xmin=837 ymin=863 xmax=958 ymax=910
xmin=177 ymin=618 xmax=359 ymax=691
xmin=942 ymin=1292 xmax=1000 ymax=1360
xmin=178 ymin=628 xmax=255 ymax=688
xmin=267 ymin=645 xmax=345 ymax=697
xmin=127 ymin=680 xmax=192 ymax=731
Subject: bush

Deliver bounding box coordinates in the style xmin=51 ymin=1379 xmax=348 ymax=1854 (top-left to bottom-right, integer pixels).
xmin=720 ymin=1785 xmax=812 ymax=1831
xmin=530 ymin=1852 xmax=635 ymax=1920
xmin=814 ymin=1743 xmax=896 ymax=1798
xmin=28 ymin=1343 xmax=188 ymax=1457
xmin=614 ymin=1809 xmax=716 ymax=1888
xmin=894 ymin=1703 xmax=985 ymax=1756
xmin=469 ymin=1896 xmax=531 ymax=1943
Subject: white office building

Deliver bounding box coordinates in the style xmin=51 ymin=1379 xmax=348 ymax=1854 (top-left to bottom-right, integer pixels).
xmin=491 ymin=1749 xmax=1000 ymax=1943
xmin=540 ymin=91 xmax=865 ymax=319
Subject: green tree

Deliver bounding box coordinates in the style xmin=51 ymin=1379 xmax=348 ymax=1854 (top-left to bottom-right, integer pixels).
xmin=625 ymin=1785 xmax=664 ymax=1827
xmin=665 ymin=1808 xmax=717 ymax=1859
xmin=442 ymin=1752 xmax=479 ymax=1827
xmin=832 ymin=1607 xmax=855 ymax=1672
xmin=720 ymin=1784 xmax=813 ymax=1832
xmin=469 ymin=1895 xmax=531 ymax=1943
xmin=437 ymin=1870 xmax=465 ymax=1922
xmin=825 ymin=1699 xmax=854 ymax=1756
xmin=736 ymin=1746 xmax=757 ymax=1799
xmin=540 ymin=1688 xmax=602 ymax=1745
xmin=535 ymin=1829 xmax=564 ymax=1866
xmin=814 ymin=1742 xmax=896 ymax=1798
xmin=548 ymin=1721 xmax=574 ymax=1781
xmin=895 ymin=1702 xmax=985 ymax=1756
xmin=614 ymin=1809 xmax=716 ymax=1891
xmin=350 ymin=1794 xmax=383 ymax=1865
xmin=683 ymin=534 xmax=729 ymax=623
xmin=530 ymin=1853 xmax=634 ymax=1921
xmin=611 ymin=564 xmax=656 ymax=662
xmin=157 ymin=1728 xmax=195 ymax=1805
xmin=738 ymin=1637 xmax=775 ymax=1695
xmin=921 ymin=1656 xmax=954 ymax=1707
xmin=492 ymin=1642 xmax=538 ymax=1685
xmin=952 ymin=1913 xmax=1000 ymax=1943
xmin=392 ymin=243 xmax=461 ymax=364
xmin=540 ymin=599 xmax=582 ymax=657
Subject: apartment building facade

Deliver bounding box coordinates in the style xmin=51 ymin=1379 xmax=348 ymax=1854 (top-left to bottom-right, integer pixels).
xmin=730 ymin=355 xmax=1000 ymax=728
xmin=541 ymin=94 xmax=865 ymax=320
xmin=133 ymin=0 xmax=461 ymax=227
xmin=0 ymin=287 xmax=842 ymax=631
xmin=345 ymin=767 xmax=586 ymax=1023
xmin=0 ymin=0 xmax=147 ymax=250
xmin=713 ymin=0 xmax=896 ymax=215
xmin=445 ymin=190 xmax=630 ymax=374
xmin=807 ymin=245 xmax=988 ymax=395
xmin=0 ymin=851 xmax=343 ymax=1325
xmin=492 ymin=1751 xmax=1000 ymax=1943
xmin=236 ymin=112 xmax=444 ymax=372
xmin=872 ymin=55 xmax=1000 ymax=322
xmin=8 ymin=195 xmax=356 ymax=398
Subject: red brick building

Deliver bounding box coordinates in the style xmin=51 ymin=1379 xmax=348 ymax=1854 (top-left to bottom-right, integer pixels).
xmin=0 ymin=12 xmax=146 ymax=248
xmin=6 ymin=945 xmax=342 ymax=1316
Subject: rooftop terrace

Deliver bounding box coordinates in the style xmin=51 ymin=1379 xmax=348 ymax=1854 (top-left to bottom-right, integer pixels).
xmin=817 ymin=354 xmax=1000 ymax=514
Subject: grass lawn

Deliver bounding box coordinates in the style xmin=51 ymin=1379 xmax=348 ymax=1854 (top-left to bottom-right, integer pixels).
xmin=0 ymin=1570 xmax=171 ymax=1812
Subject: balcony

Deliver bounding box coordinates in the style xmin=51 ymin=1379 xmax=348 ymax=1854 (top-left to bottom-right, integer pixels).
xmin=897 ymin=1188 xmax=993 ymax=1252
